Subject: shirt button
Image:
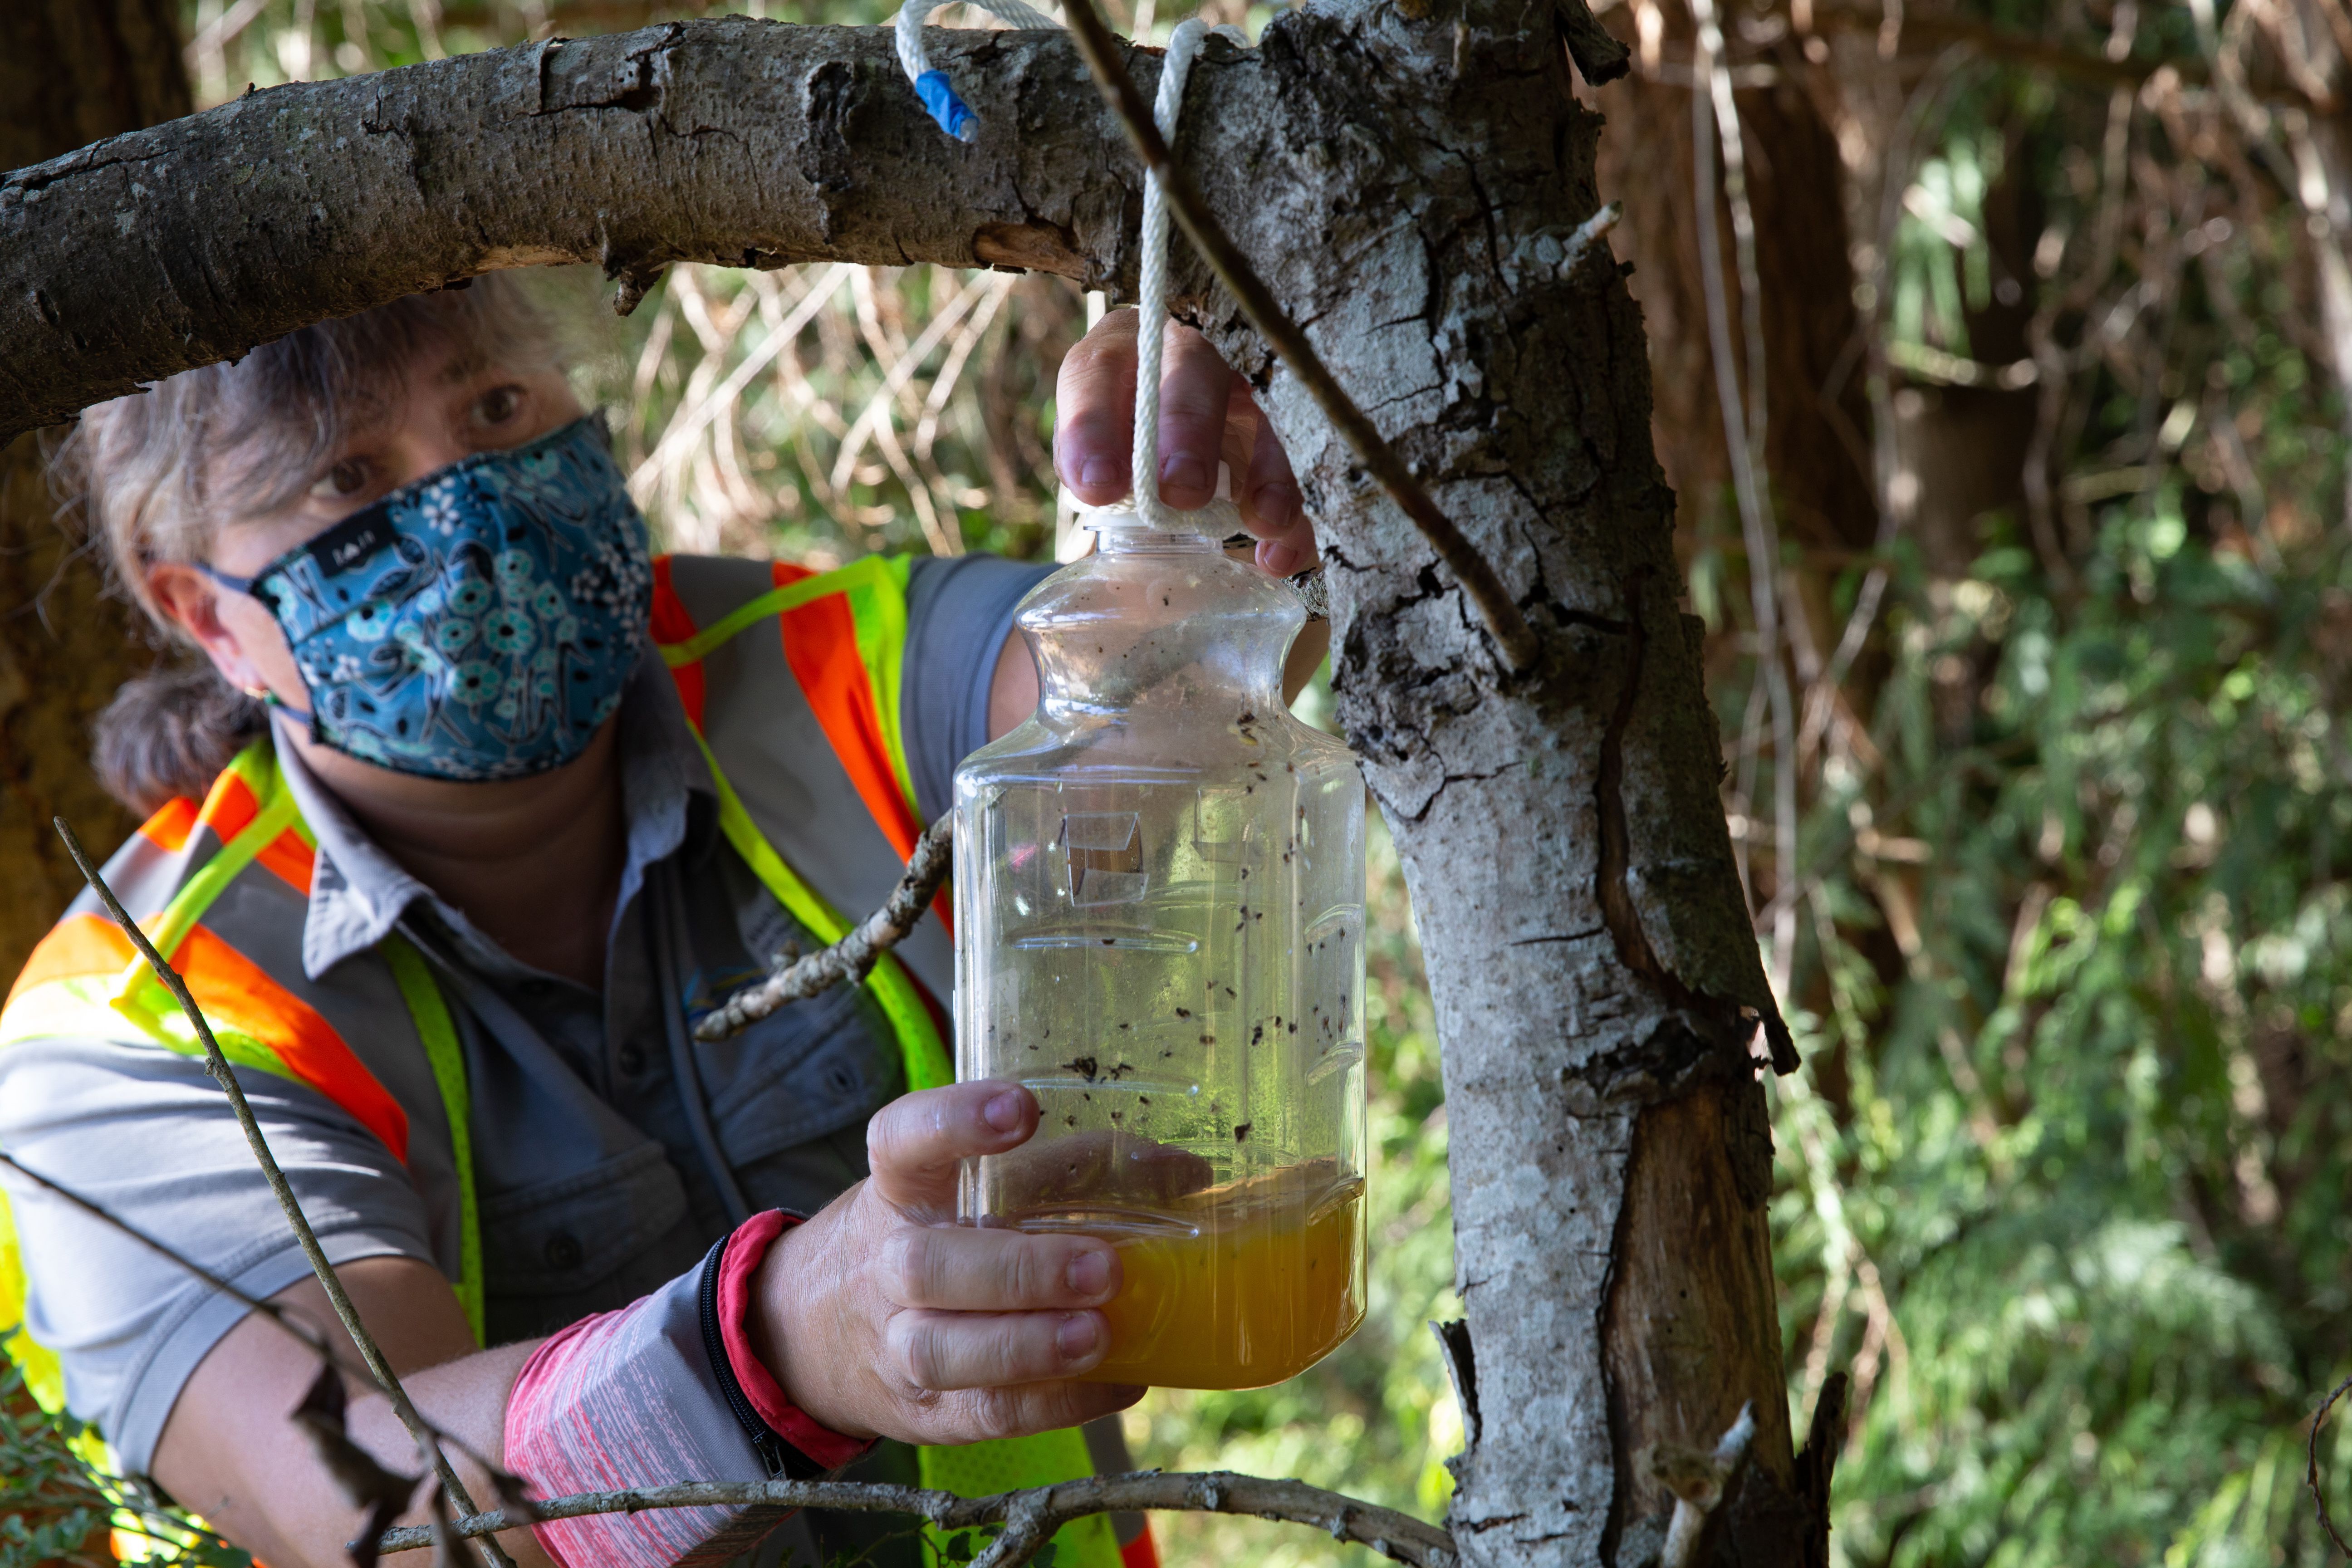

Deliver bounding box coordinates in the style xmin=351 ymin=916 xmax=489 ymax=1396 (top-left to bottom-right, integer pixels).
xmin=544 ymin=1232 xmax=583 ymax=1270
xmin=618 ymin=1044 xmax=647 ymax=1076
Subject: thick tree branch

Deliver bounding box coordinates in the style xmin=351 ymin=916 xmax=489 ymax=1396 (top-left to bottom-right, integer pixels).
xmin=696 ymin=812 xmax=953 ymax=1041
xmin=55 ymin=818 xmax=514 ymax=1568
xmin=373 ymin=1470 xmax=1458 ymax=1568
xmin=1058 ymin=0 xmax=1540 ymax=672
xmin=0 ymin=19 xmax=1151 ymax=441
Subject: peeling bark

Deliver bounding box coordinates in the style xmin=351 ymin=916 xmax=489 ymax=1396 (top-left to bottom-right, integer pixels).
xmin=3 ymin=5 xmax=1809 ymax=1563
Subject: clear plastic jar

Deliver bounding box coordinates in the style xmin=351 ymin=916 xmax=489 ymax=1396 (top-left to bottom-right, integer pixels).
xmin=953 ymin=511 xmax=1368 ymax=1389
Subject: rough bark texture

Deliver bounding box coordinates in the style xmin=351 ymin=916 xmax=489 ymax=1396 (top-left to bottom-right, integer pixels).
xmin=1 ymin=6 xmax=1812 ymax=1562
xmin=0 ymin=18 xmax=1151 ymax=441
xmin=1167 ymin=16 xmax=1803 ymax=1560
xmin=0 ymin=0 xmax=186 ymax=1021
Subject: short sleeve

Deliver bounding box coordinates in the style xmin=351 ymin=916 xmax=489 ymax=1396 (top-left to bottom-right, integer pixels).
xmin=900 ymin=553 xmax=1056 ymax=823
xmin=0 ymin=1039 xmax=437 ymax=1475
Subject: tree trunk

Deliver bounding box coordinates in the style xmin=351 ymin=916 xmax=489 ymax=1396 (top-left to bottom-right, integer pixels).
xmin=0 ymin=7 xmax=1827 ymax=1560
xmin=0 ymin=15 xmax=191 ymax=1563
xmin=0 ymin=2 xmax=186 ymax=1044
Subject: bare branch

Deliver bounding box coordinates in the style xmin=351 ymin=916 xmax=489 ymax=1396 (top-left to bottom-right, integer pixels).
xmin=54 ymin=819 xmax=516 ymax=1568
xmin=373 ymin=1470 xmax=1457 ymax=1568
xmin=696 ymin=812 xmax=955 ymax=1042
xmin=1055 ymin=0 xmax=1544 ymax=674
xmin=2310 ymin=1372 xmax=2352 ymax=1556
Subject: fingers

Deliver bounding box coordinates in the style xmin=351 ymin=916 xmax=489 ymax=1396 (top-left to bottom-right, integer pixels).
xmin=887 ymin=1306 xmax=1112 ymax=1390
xmin=885 ymin=1223 xmax=1121 ymax=1313
xmin=1239 ymin=404 xmax=1313 ymax=573
xmin=1057 ymin=311 xmax=1290 ymax=516
xmin=1054 ymin=310 xmax=1139 ymax=505
xmin=1152 ymin=325 xmax=1237 ymax=508
xmin=926 ymin=1381 xmax=1148 ymax=1446
xmin=866 ymin=1081 xmax=1037 ymax=1213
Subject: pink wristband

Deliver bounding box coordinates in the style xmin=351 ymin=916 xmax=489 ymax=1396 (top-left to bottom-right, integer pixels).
xmin=715 ymin=1209 xmax=874 ymax=1470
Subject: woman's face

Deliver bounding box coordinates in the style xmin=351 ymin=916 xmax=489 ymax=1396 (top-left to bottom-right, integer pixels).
xmin=149 ymin=339 xmax=585 ymax=707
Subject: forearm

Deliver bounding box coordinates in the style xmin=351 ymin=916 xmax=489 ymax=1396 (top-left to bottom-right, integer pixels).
xmin=156 ymin=1269 xmax=548 ymax=1568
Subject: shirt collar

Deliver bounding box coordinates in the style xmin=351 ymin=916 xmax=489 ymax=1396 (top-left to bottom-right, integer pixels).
xmin=284 ymin=652 xmax=716 ymax=981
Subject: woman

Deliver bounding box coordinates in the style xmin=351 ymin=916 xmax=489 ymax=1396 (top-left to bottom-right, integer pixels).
xmin=0 ymin=275 xmax=1320 ymax=1568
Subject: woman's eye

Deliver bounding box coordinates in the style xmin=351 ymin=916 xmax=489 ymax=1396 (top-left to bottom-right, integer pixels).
xmin=477 ymin=385 xmax=524 ymax=426
xmin=309 ymin=458 xmax=371 ymax=500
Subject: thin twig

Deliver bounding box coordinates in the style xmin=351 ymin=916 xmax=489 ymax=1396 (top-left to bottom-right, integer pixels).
xmin=375 ymin=1470 xmax=1458 ymax=1568
xmin=1055 ymin=0 xmax=1542 ymax=673
xmin=54 ymin=819 xmax=516 ymax=1568
xmin=0 ymin=1147 xmax=511 ymax=1490
xmin=696 ymin=813 xmax=955 ymax=1041
xmin=2310 ymin=1372 xmax=2352 ymax=1556
xmin=1689 ymin=0 xmax=1797 ymax=999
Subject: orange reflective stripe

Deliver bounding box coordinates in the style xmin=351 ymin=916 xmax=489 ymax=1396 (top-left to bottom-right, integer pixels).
xmin=196 ymin=763 xmax=261 ymax=845
xmin=140 ymin=797 xmax=201 ymax=852
xmin=5 ymin=915 xmax=137 ymax=1007
xmin=652 ymin=557 xmax=707 ymax=727
xmin=172 ymin=925 xmax=411 ymax=1163
xmin=256 ymin=829 xmax=316 ymax=897
xmin=779 ymin=586 xmax=924 ymax=865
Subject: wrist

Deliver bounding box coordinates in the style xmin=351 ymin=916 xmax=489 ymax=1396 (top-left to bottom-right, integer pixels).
xmin=748 ymin=1207 xmax=875 ymax=1443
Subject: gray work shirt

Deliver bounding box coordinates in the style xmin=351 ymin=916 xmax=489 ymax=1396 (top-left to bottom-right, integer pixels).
xmin=0 ymin=551 xmax=1051 ymax=1479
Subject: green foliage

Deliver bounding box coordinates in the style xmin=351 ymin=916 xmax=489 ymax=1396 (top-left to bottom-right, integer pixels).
xmin=1756 ymin=26 xmax=2352 ymax=1563
xmin=0 ymin=1355 xmax=251 ymax=1568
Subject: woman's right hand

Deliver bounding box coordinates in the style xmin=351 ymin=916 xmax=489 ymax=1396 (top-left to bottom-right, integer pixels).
xmin=748 ymin=1080 xmax=1144 ymax=1444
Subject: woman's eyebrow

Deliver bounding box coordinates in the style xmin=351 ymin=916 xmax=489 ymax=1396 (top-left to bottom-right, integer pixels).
xmin=434 ymin=347 xmax=492 ymax=385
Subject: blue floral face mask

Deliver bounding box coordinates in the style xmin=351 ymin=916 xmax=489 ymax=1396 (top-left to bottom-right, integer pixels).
xmin=206 ymin=415 xmax=654 ymax=782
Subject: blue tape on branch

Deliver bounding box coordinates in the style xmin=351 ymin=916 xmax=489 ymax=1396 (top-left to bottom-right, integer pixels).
xmin=914 ymin=70 xmax=977 ymax=141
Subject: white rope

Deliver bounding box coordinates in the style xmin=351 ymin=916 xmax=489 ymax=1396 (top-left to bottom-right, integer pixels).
xmin=1122 ymin=18 xmax=1248 ymax=533
xmin=896 ymin=0 xmax=1063 ymax=142
xmin=901 ymin=5 xmax=1244 ymax=534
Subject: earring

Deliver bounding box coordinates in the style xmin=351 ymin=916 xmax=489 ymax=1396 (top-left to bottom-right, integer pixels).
xmin=241 ymin=686 xmax=280 ymax=707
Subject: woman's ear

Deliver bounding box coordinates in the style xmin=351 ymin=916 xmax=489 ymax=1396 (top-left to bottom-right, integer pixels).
xmin=146 ymin=563 xmax=297 ymax=703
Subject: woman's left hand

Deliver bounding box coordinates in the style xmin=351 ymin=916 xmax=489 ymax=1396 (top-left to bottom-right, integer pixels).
xmin=1054 ymin=310 xmax=1318 ymax=576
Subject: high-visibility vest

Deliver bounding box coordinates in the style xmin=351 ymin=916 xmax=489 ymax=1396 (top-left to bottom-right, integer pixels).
xmin=0 ymin=553 xmax=1123 ymax=1568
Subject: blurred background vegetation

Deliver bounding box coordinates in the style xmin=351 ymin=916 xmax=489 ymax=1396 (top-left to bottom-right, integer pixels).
xmin=7 ymin=0 xmax=2352 ymax=1565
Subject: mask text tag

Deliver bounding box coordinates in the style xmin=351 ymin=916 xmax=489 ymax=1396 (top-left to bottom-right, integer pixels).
xmin=305 ymin=509 xmax=395 ymax=576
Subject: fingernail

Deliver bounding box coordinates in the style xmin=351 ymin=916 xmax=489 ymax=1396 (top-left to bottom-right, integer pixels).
xmin=1160 ymin=454 xmax=1211 ymax=496
xmin=1259 ymin=540 xmax=1301 ymax=576
xmin=1252 ymin=482 xmax=1301 ymax=529
xmin=1067 ymin=1249 xmax=1112 ymax=1298
xmin=983 ymin=1090 xmax=1027 ymax=1132
xmin=1058 ymin=1313 xmax=1102 ymax=1361
xmin=1079 ymin=457 xmax=1123 ymax=491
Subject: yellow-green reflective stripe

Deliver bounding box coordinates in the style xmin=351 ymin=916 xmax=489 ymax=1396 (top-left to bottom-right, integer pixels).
xmin=7 ymin=970 xmax=301 ymax=1092
xmin=692 ymin=735 xmax=951 ymax=1094
xmin=918 ymin=1433 xmax=1119 ymax=1568
xmin=1 ymin=1190 xmax=66 ymax=1417
xmin=842 ymin=558 xmax=920 ymax=821
xmin=657 ymin=574 xmax=843 ymax=669
xmin=383 ymin=937 xmax=484 ymax=1348
xmin=139 ymin=741 xmax=295 ymax=968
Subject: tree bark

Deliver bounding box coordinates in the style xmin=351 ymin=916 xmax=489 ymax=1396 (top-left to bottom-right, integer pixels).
xmin=0 ymin=6 xmax=1818 ymax=1561
xmin=0 ymin=20 xmax=192 ymax=1565
xmin=0 ymin=1 xmax=187 ymax=1028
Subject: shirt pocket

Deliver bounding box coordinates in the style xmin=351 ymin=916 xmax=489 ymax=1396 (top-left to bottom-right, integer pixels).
xmin=704 ymin=985 xmax=901 ymax=1171
xmin=479 ymin=1141 xmax=695 ymax=1302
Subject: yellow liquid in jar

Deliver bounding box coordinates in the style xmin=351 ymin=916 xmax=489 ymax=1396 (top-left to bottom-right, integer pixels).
xmin=1081 ymin=1166 xmax=1367 ymax=1390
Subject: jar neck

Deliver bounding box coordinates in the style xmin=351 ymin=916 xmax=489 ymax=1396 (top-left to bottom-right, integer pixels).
xmin=1091 ymin=522 xmax=1224 ymax=556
